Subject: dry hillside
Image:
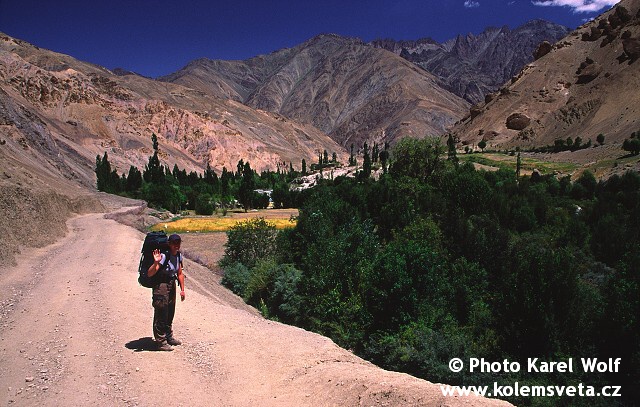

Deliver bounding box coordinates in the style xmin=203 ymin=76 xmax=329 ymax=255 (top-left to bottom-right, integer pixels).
xmin=450 ymin=0 xmax=640 ymax=176
xmin=0 ymin=32 xmax=346 ymax=177
xmin=162 ymin=34 xmax=470 ymax=149
xmin=372 ymin=20 xmax=570 ymax=104
xmin=0 ymin=32 xmax=346 ymax=264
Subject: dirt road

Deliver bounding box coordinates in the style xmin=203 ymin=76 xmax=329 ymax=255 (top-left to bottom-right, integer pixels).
xmin=0 ymin=209 xmax=511 ymax=406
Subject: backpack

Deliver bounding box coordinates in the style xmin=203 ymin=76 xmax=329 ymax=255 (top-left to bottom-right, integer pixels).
xmin=138 ymin=231 xmax=170 ymax=288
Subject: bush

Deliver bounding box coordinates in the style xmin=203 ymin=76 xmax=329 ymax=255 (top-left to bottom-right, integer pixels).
xmin=220 ymin=262 xmax=251 ymax=296
xmin=245 ymin=258 xmax=279 ymax=304
xmin=244 ymin=259 xmax=303 ymax=320
xmin=219 ymin=217 xmax=278 ymax=268
xmin=195 ymin=193 xmax=215 ymax=215
xmin=270 ymin=264 xmax=303 ymax=323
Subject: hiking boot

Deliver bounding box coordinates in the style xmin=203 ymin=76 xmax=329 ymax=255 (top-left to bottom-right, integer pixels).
xmin=156 ymin=341 xmax=173 ymax=352
xmin=167 ymin=336 xmax=182 ymax=346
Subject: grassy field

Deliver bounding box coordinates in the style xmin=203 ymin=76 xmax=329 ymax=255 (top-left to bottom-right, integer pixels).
xmin=461 ymin=153 xmax=580 ymax=175
xmin=150 ymin=209 xmax=298 ymax=233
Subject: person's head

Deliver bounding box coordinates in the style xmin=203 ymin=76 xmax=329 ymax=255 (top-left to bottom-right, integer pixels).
xmin=168 ymin=234 xmax=181 ymax=254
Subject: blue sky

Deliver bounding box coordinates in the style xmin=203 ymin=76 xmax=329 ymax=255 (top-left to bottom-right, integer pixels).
xmin=0 ymin=0 xmax=619 ymax=78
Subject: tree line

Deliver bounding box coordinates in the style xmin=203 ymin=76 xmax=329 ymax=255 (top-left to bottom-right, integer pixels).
xmin=220 ymin=136 xmax=640 ymax=406
xmin=95 ymin=134 xmax=307 ymax=213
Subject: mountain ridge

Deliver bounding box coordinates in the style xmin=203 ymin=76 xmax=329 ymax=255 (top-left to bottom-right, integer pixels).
xmin=162 ymin=33 xmax=469 ymax=149
xmin=449 ymin=0 xmax=640 ymax=177
xmin=370 ymin=19 xmax=571 ymax=103
xmin=0 ymin=31 xmax=346 ymax=182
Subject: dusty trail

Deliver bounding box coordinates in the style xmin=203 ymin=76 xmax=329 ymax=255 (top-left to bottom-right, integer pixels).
xmin=0 ymin=209 xmax=510 ymax=406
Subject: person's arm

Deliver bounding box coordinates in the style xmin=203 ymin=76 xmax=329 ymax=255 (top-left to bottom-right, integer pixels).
xmin=177 ymin=260 xmax=186 ymax=301
xmin=147 ymin=249 xmax=164 ymax=277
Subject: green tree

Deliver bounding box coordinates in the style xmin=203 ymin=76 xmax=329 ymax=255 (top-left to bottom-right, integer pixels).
xmin=623 ymin=137 xmax=640 ymax=155
xmin=596 ymin=133 xmax=605 ymax=145
xmin=349 ymin=144 xmax=356 ymax=166
xmin=372 ymin=143 xmax=379 ymax=163
xmin=478 ymin=140 xmax=487 ymax=152
xmin=220 ymin=217 xmax=279 ymax=268
xmin=195 ymin=193 xmax=215 ymax=215
xmin=379 ymin=142 xmax=390 ymax=173
xmin=95 ymin=152 xmax=112 ymax=192
xmin=447 ymin=134 xmax=458 ymax=165
xmin=143 ymin=134 xmax=164 ymax=184
xmin=238 ymin=161 xmax=256 ymax=212
xmin=95 ymin=152 xmax=122 ymax=194
xmin=125 ymin=165 xmax=142 ymax=194
xmin=573 ymin=136 xmax=583 ymax=150
xmin=204 ymin=162 xmax=219 ymax=192
xmin=389 ymin=137 xmax=444 ymax=181
xmin=361 ymin=144 xmax=372 ymax=179
xmin=566 ymin=137 xmax=573 ymax=148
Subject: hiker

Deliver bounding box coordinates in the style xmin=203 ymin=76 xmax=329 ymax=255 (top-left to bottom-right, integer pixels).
xmin=148 ymin=233 xmax=186 ymax=351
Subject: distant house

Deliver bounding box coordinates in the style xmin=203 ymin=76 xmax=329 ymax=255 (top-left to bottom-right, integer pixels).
xmin=254 ymin=189 xmax=272 ymax=198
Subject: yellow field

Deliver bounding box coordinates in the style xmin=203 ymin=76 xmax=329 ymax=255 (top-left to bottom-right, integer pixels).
xmin=150 ymin=215 xmax=296 ymax=233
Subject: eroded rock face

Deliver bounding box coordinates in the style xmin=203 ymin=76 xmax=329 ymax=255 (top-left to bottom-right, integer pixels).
xmin=576 ymin=58 xmax=603 ymax=84
xmin=372 ymin=20 xmax=570 ymax=104
xmin=534 ymin=41 xmax=552 ymax=60
xmin=470 ymin=106 xmax=484 ymax=119
xmin=0 ymin=33 xmax=348 ymax=180
xmin=506 ymin=113 xmax=531 ymax=130
xmin=623 ymin=37 xmax=640 ymax=61
xmin=164 ymin=34 xmax=469 ymax=149
xmin=444 ymin=0 xmax=640 ymax=179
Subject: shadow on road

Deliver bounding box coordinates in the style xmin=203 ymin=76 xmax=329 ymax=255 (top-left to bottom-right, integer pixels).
xmin=125 ymin=337 xmax=158 ymax=352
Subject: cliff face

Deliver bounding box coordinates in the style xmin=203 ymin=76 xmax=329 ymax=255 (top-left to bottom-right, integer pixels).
xmin=0 ymin=32 xmax=346 ymax=189
xmin=162 ymin=34 xmax=470 ymax=149
xmin=371 ymin=20 xmax=571 ymax=104
xmin=449 ymin=0 xmax=640 ymax=176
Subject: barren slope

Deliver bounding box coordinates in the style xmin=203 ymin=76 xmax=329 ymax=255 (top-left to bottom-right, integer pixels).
xmin=163 ymin=34 xmax=469 ymax=149
xmin=0 ymin=32 xmax=346 ymax=178
xmin=0 ymin=206 xmax=511 ymax=407
xmin=450 ymin=0 xmax=640 ymax=174
xmin=371 ymin=20 xmax=570 ymax=104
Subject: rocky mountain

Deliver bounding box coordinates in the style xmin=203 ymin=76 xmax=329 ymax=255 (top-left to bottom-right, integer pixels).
xmin=0 ymin=32 xmax=347 ymax=190
xmin=162 ymin=34 xmax=470 ymax=149
xmin=449 ymin=0 xmax=640 ymax=176
xmin=371 ymin=20 xmax=571 ymax=104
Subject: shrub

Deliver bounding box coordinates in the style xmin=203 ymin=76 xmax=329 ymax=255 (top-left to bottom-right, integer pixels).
xmin=219 ymin=217 xmax=278 ymax=268
xmin=195 ymin=193 xmax=215 ymax=215
xmin=221 ymin=262 xmax=251 ymax=296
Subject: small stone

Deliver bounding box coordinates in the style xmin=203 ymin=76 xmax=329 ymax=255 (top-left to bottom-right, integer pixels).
xmin=25 ymin=377 xmax=34 ymax=383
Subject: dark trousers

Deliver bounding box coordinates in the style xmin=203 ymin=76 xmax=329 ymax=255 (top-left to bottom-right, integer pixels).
xmin=152 ymin=281 xmax=176 ymax=342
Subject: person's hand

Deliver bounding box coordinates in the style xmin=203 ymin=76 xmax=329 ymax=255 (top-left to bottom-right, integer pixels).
xmin=180 ymin=290 xmax=186 ymax=301
xmin=152 ymin=249 xmax=162 ymax=263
